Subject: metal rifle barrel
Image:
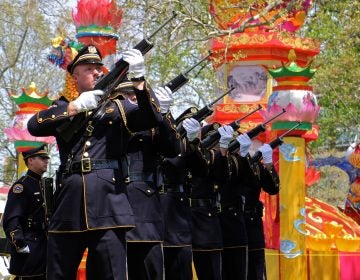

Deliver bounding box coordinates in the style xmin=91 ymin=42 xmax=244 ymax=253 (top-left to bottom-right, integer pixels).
xmin=228 ymin=109 xmax=287 ymax=152
xmin=96 ymin=11 xmax=178 ymax=100
xmin=165 ymin=51 xmax=212 ymax=93
xmin=177 ymin=88 xmax=234 ymax=138
xmin=251 ymin=121 xmax=302 ymax=163
xmin=201 ymin=104 xmax=262 ymax=149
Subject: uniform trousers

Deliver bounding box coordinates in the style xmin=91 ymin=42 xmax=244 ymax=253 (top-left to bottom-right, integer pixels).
xmin=193 ymin=250 xmax=222 ymax=280
xmin=47 ymin=229 xmax=126 ymax=280
xmin=244 ymin=215 xmax=266 ymax=280
xmin=163 ymin=246 xmax=192 ymax=280
xmin=222 ymin=246 xmax=248 ymax=280
xmin=127 ymin=242 xmax=164 ymax=280
xmin=247 ymin=248 xmax=266 ymax=280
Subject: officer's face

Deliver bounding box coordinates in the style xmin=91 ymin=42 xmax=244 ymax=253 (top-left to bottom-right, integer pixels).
xmin=28 ymin=156 xmax=49 ymax=175
xmin=72 ymin=64 xmax=103 ymax=93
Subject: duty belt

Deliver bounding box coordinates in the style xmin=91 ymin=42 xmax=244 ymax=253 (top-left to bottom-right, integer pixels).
xmin=190 ymin=198 xmax=214 ymax=208
xmin=220 ymin=201 xmax=244 ymax=213
xmin=159 ymin=184 xmax=185 ymax=193
xmin=124 ymin=172 xmax=155 ymax=183
xmin=65 ymin=159 xmax=119 ymax=174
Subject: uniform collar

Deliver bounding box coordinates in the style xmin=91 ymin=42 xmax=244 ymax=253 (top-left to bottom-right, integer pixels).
xmin=27 ymin=169 xmax=42 ymax=180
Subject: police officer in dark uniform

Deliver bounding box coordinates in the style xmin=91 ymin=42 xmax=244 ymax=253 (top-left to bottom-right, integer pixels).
xmin=219 ymin=131 xmax=253 ymax=280
xmin=2 ymin=145 xmax=50 ymax=279
xmin=229 ymin=135 xmax=280 ymax=280
xmin=116 ymin=84 xmax=180 ymax=279
xmin=183 ymin=119 xmax=229 ymax=280
xmin=27 ymin=45 xmax=162 ymax=280
xmin=159 ymin=115 xmax=206 ymax=279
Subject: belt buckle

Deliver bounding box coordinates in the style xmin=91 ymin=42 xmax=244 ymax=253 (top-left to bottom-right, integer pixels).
xmin=216 ymin=201 xmax=222 ymax=213
xmin=124 ymin=177 xmax=130 ymax=184
xmin=81 ymin=158 xmax=92 ymax=173
xmin=158 ymin=185 xmax=165 ymax=194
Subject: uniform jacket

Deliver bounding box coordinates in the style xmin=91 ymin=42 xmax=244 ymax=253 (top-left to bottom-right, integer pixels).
xmin=231 ymin=153 xmax=280 ymax=248
xmin=27 ymin=84 xmax=162 ymax=232
xmin=190 ymin=146 xmax=227 ymax=250
xmin=2 ymin=170 xmax=46 ymax=277
xmin=218 ymin=154 xmax=249 ymax=247
xmin=125 ymin=111 xmax=180 ymax=242
xmin=159 ymin=139 xmax=197 ymax=247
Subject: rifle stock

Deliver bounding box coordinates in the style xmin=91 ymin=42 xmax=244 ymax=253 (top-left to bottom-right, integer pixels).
xmin=251 ymin=121 xmax=302 ymax=163
xmin=57 ymin=12 xmax=177 ymax=143
xmin=177 ymin=88 xmax=234 ymax=138
xmin=165 ymin=52 xmax=212 ymax=93
xmin=201 ymin=104 xmax=262 ymax=149
xmin=228 ymin=109 xmax=286 ymax=152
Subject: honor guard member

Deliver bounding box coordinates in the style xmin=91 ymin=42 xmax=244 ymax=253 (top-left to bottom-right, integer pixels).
xmin=116 ymin=83 xmax=180 ymax=280
xmin=27 ymin=45 xmax=162 ymax=280
xmin=159 ymin=116 xmax=208 ymax=279
xmin=2 ymin=145 xmax=50 ymax=279
xmin=229 ymin=136 xmax=280 ymax=280
xmin=218 ymin=132 xmax=253 ymax=280
xmin=183 ymin=119 xmax=228 ymax=280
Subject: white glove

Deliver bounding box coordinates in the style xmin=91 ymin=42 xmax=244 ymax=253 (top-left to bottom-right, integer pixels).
xmin=122 ymin=49 xmax=146 ymax=79
xmin=258 ymin=144 xmax=273 ymax=164
xmin=154 ymin=86 xmax=173 ymax=113
xmin=182 ymin=118 xmax=201 ymax=142
xmin=218 ymin=125 xmax=234 ymax=148
xmin=72 ymin=89 xmax=104 ymax=112
xmin=236 ymin=133 xmax=252 ymax=157
xmin=17 ymin=245 xmax=30 ymax=254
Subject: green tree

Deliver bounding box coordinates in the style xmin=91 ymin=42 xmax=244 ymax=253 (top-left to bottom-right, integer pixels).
xmin=304 ymin=0 xmax=360 ymax=150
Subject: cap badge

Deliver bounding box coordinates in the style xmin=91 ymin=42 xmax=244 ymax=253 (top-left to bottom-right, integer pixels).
xmin=88 ymin=46 xmax=97 ymax=54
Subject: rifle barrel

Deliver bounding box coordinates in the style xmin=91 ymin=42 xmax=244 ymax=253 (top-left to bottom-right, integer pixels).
xmin=148 ymin=11 xmax=178 ymax=39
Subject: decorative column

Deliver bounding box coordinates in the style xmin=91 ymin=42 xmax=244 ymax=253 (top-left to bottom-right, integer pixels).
xmin=208 ymin=1 xmax=319 ymax=279
xmin=4 ymin=82 xmax=55 ymax=176
xmin=265 ymin=50 xmax=320 ymax=279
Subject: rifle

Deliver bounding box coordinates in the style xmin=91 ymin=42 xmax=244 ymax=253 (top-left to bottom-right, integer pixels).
xmin=250 ymin=121 xmax=302 ymax=163
xmin=177 ymin=87 xmax=234 ymax=139
xmin=41 ymin=177 xmax=55 ymax=226
xmin=228 ymin=108 xmax=286 ymax=153
xmin=57 ymin=11 xmax=178 ymax=142
xmin=201 ymin=104 xmax=262 ymax=149
xmin=164 ymin=52 xmax=212 ymax=93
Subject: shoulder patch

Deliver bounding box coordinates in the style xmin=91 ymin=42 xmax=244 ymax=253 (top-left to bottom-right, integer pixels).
xmin=13 ymin=184 xmax=24 ymax=194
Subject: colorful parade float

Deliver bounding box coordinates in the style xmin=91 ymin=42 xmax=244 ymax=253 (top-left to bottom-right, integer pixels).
xmin=208 ymin=0 xmax=360 ymax=279
xmin=4 ymin=83 xmax=55 ymax=176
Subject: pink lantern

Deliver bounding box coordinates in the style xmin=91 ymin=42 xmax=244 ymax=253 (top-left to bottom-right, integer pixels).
xmin=4 ymin=82 xmax=55 ymax=152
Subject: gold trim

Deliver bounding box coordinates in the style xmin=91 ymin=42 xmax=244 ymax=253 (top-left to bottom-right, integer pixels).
xmin=114 ymin=99 xmax=133 ymax=135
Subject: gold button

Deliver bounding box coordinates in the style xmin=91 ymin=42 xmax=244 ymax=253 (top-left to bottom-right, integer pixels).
xmin=63 ymin=112 xmax=68 ymax=115
xmin=234 ymin=212 xmax=237 ymax=216
xmin=51 ymin=115 xmax=55 ymax=118
xmin=208 ymin=213 xmax=212 ymax=217
xmin=112 ymin=178 xmax=115 ymax=181
xmin=86 ymin=141 xmax=91 ymax=146
xmin=109 ymin=121 xmax=113 ymax=124
xmin=180 ymin=198 xmax=184 ymax=202
xmin=147 ymin=189 xmax=151 ymax=193
xmin=173 ymin=125 xmax=176 ymax=128
xmin=38 ymin=118 xmax=43 ymax=122
xmin=87 ymin=111 xmax=92 ymax=116
xmin=214 ymin=185 xmax=219 ymax=190
xmin=83 ymin=152 xmax=89 ymax=157
xmin=151 ymin=98 xmax=155 ymax=102
xmin=139 ymin=138 xmax=143 ymax=142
